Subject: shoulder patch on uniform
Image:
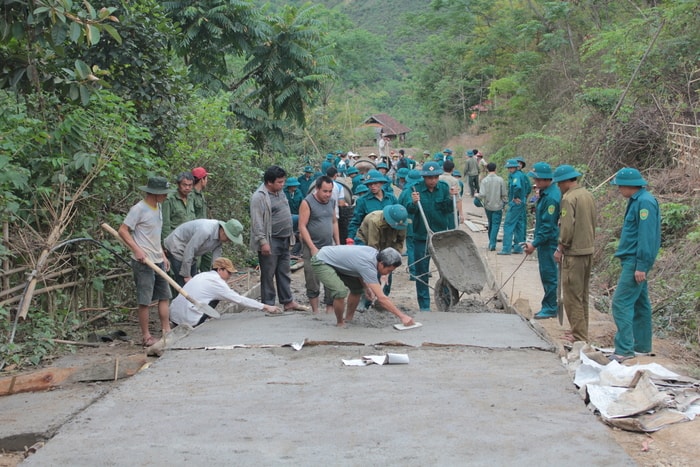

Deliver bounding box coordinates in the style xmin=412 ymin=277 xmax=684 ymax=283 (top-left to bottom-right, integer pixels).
xmin=560 ymin=208 xmax=567 ymax=218
xmin=640 ymin=208 xmax=649 ymax=220
xmin=547 ymin=205 xmax=555 ymax=215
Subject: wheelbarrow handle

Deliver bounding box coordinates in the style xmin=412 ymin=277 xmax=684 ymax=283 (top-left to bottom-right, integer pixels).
xmin=413 ymin=187 xmax=434 ymax=237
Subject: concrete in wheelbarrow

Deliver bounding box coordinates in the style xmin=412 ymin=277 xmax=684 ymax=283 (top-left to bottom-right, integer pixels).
xmin=22 ymin=312 xmax=633 ymax=466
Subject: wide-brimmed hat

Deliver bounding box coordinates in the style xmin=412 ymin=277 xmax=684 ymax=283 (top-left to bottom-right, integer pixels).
xmin=473 ymin=197 xmax=483 ymax=208
xmin=396 ymin=168 xmax=409 ymax=179
xmin=218 ymin=219 xmax=244 ymax=245
xmin=552 ymin=165 xmax=582 ymax=183
xmin=421 ymin=161 xmax=443 ymax=176
xmin=284 ymin=178 xmax=300 ymax=187
xmin=212 ymin=257 xmax=237 ymax=273
xmin=466 ymin=150 xmax=474 ymax=157
xmin=192 ymin=167 xmax=209 ymax=179
xmin=452 ymin=169 xmax=462 ymax=177
xmin=383 ymin=205 xmax=408 ymax=230
xmin=376 ymin=162 xmax=389 ymax=170
xmin=303 ymin=165 xmax=314 ymax=173
xmin=610 ymin=168 xmax=647 ymax=187
xmin=325 ymin=153 xmax=334 ymax=160
xmin=354 ymin=184 xmax=369 ymax=195
xmin=443 ymin=148 xmax=453 ymax=154
xmin=528 ymin=162 xmax=553 ymax=179
xmin=363 ymin=169 xmax=389 ymax=185
xmin=138 ymin=176 xmax=171 ymax=195
xmin=515 ymin=156 xmax=526 ymax=168
xmin=368 ymin=153 xmax=378 ymax=158
xmin=407 ymin=169 xmax=422 ymax=182
xmin=423 ymin=150 xmax=430 ymax=156
xmin=505 ymin=159 xmax=520 ymax=168
xmin=346 ymin=166 xmax=359 ymax=176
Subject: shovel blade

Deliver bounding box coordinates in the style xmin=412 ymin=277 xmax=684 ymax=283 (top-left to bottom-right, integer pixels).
xmin=197 ymin=302 xmax=220 ymax=319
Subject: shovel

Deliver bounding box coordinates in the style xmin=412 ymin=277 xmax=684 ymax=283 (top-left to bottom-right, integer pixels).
xmin=101 ymin=223 xmax=220 ymax=319
xmin=557 ymin=260 xmax=564 ymax=325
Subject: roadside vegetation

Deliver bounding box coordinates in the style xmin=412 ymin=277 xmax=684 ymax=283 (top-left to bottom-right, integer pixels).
xmin=1 ymin=0 xmax=698 ymax=369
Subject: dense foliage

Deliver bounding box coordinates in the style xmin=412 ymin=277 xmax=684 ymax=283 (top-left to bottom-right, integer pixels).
xmin=1 ymin=0 xmax=699 ymax=367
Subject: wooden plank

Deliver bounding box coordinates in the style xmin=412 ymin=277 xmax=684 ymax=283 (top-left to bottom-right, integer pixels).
xmin=0 ymin=355 xmax=150 ymax=396
xmin=464 ymin=220 xmax=485 ymax=232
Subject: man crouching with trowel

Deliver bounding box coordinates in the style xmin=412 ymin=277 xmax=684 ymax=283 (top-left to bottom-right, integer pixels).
xmin=170 ymin=257 xmax=281 ymax=327
xmin=310 ymin=246 xmax=415 ymax=327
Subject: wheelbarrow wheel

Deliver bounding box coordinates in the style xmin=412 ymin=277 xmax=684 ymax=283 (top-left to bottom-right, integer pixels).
xmin=435 ymin=276 xmax=459 ymax=311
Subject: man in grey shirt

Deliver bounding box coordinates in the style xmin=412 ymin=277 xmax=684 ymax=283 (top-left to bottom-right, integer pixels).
xmin=298 ymin=176 xmax=339 ymax=314
xmin=250 ymin=165 xmax=308 ymax=311
xmin=476 ymin=162 xmax=507 ymax=251
xmin=311 ymin=245 xmax=415 ymax=327
xmin=164 ymin=218 xmax=243 ymax=286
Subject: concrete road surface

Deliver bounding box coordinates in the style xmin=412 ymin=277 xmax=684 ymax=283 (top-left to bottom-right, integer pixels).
xmin=22 ymin=312 xmax=633 ymax=466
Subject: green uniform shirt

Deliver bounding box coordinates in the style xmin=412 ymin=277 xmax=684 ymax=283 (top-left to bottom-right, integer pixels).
xmin=531 ymin=184 xmax=561 ymax=247
xmin=284 ymin=188 xmax=304 ymax=215
xmin=161 ymin=193 xmax=196 ymax=240
xmin=614 ymin=188 xmax=660 ymax=273
xmin=400 ymin=180 xmax=454 ymax=241
xmin=192 ymin=189 xmax=207 ymax=219
xmin=559 ymin=186 xmax=596 ymax=256
xmin=348 ymin=190 xmax=397 ymax=239
xmin=356 ymin=210 xmax=406 ymax=252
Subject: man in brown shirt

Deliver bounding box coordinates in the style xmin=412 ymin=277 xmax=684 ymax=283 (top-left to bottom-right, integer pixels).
xmin=553 ymin=165 xmax=596 ymax=342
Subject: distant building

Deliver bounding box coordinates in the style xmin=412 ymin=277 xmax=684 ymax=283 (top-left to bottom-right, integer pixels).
xmin=363 ymin=113 xmax=412 ymax=145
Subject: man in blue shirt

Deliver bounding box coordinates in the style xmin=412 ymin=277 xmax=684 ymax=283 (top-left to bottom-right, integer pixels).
xmin=498 ymin=159 xmax=527 ymax=255
xmin=608 ymin=168 xmax=661 ymax=363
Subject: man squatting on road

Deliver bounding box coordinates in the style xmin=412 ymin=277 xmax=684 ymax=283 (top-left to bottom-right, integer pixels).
xmin=311 ymin=245 xmax=415 ymax=327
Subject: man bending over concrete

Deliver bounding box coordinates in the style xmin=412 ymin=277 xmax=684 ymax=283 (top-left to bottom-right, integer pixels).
xmin=310 ymin=246 xmax=415 ymax=327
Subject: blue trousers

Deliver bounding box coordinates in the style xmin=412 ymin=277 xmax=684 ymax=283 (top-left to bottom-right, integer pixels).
xmin=485 ymin=209 xmax=502 ymax=250
xmin=537 ymin=243 xmax=558 ymax=314
xmin=518 ymin=206 xmax=527 ymax=244
xmin=501 ymin=202 xmax=524 ymax=253
xmin=413 ymin=239 xmax=431 ymax=310
xmin=612 ymin=259 xmax=653 ymax=356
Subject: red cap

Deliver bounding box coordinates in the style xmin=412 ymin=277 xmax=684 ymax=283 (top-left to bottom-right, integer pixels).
xmin=192 ymin=167 xmax=209 ymax=179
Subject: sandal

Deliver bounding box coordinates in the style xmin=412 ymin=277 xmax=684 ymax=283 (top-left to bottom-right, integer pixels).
xmin=142 ymin=335 xmax=159 ymax=347
xmin=608 ymin=354 xmax=634 ymax=363
xmin=284 ymin=302 xmax=311 ymax=312
xmin=265 ymin=310 xmax=295 ymax=317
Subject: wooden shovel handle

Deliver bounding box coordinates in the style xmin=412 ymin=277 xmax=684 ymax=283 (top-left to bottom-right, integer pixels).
xmin=101 ymin=223 xmax=191 ymax=300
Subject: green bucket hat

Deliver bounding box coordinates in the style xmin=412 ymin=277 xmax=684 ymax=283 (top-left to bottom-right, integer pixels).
xmin=363 ymin=169 xmax=389 ymax=185
xmin=610 ymin=167 xmax=647 ymax=186
xmin=505 ymin=159 xmax=520 ymax=168
xmin=407 ymin=169 xmax=422 ymax=182
xmin=396 ymin=167 xmax=409 ymax=179
xmin=218 ymin=219 xmax=244 ymax=245
xmin=138 ymin=176 xmax=171 ymax=195
xmin=421 ymin=161 xmax=443 ymax=176
xmin=552 ymin=165 xmax=582 ymax=183
xmin=303 ymin=165 xmax=314 ymax=173
xmin=383 ymin=205 xmax=408 ymax=230
xmin=346 ymin=166 xmax=359 ymax=176
xmin=473 ymin=197 xmax=483 ymax=208
xmin=354 ymin=184 xmax=369 ymax=195
xmin=527 ymin=162 xmax=553 ymax=179
xmin=284 ymin=178 xmax=300 ymax=187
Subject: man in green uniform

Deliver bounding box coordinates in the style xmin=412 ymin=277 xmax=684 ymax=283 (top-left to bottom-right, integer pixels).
xmin=284 ymin=177 xmax=304 ymax=258
xmin=608 ymin=168 xmax=661 ymax=363
xmin=516 ymin=156 xmax=531 ymax=246
xmin=191 ymin=167 xmax=212 ymax=271
xmin=498 ymin=159 xmax=527 ymax=255
xmin=355 ymin=204 xmax=408 ymax=299
xmin=400 ymin=161 xmax=459 ymax=311
xmin=523 ymin=162 xmax=561 ymax=319
xmin=297 ymin=165 xmax=316 ymax=195
xmin=347 ymin=170 xmax=397 ymax=241
xmin=161 ymin=172 xmax=196 ymax=241
xmin=552 ymin=165 xmax=596 ymax=342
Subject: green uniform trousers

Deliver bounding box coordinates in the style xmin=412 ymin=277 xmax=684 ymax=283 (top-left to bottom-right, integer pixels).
xmin=611 ymin=258 xmax=653 ymax=356
xmin=562 ymin=254 xmax=591 ymax=342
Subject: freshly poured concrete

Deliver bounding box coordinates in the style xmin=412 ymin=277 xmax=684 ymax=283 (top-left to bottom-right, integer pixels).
xmin=21 ymin=311 xmax=632 ymax=466
xmin=178 ymin=310 xmax=553 ymax=350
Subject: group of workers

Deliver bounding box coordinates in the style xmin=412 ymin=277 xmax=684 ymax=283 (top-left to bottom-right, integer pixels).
xmin=117 ymin=147 xmax=661 ymax=362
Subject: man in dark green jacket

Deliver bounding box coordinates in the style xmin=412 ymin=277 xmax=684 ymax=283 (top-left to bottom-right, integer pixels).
xmin=523 ymin=162 xmax=561 ymax=319
xmin=399 ymin=162 xmax=459 ymax=312
xmin=608 ymin=168 xmax=661 ymax=363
